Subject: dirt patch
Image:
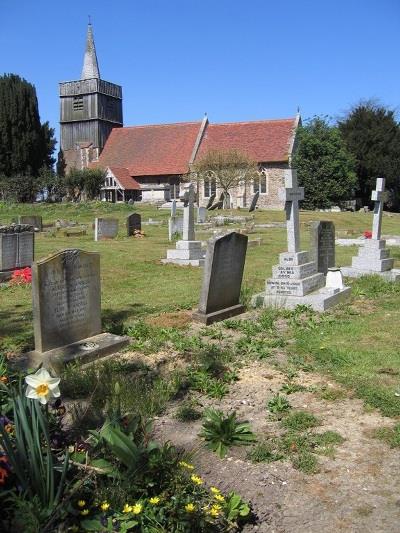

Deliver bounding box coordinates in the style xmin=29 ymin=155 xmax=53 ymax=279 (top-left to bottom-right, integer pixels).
xmin=145 ymin=310 xmax=192 ymax=328
xmin=152 ymin=360 xmax=400 ymax=532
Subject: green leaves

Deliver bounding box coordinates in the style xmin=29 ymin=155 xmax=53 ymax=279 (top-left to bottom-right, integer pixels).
xmin=199 ymin=408 xmax=256 ymax=458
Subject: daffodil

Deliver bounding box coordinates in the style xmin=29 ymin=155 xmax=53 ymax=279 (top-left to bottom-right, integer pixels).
xmin=190 ymin=474 xmax=203 ymax=485
xmin=100 ymin=501 xmax=110 ymax=511
xmin=123 ymin=503 xmax=133 ymax=513
xmin=185 ymin=502 xmax=196 ymax=512
xmin=25 ymin=368 xmax=60 ymax=405
xmin=77 ymin=500 xmax=86 ymax=508
xmin=132 ymin=503 xmax=142 ymax=515
xmin=149 ymin=496 xmax=160 ymax=505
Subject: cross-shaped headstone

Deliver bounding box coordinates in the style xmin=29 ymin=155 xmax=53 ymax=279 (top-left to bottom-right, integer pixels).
xmin=371 ymin=177 xmax=385 ymax=240
xmin=278 ymin=169 xmax=304 ymax=253
xmin=183 ymin=183 xmax=195 ymax=241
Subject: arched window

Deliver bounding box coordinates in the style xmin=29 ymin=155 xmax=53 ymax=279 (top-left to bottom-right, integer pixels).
xmin=204 ymin=171 xmax=217 ymax=198
xmin=253 ymin=169 xmax=268 ymax=194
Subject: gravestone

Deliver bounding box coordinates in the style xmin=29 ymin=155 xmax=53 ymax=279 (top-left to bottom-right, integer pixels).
xmin=168 ymin=216 xmax=184 ymax=240
xmin=162 ymin=183 xmax=204 ymax=266
xmin=17 ymin=231 xmax=35 ymax=267
xmin=193 ymin=232 xmax=248 ymax=324
xmin=206 ymin=194 xmax=216 ymax=210
xmin=18 ymin=215 xmax=42 ymax=231
xmin=197 ymin=207 xmax=207 ymax=223
xmin=20 ymin=249 xmax=128 ymax=370
xmin=0 ymin=227 xmax=34 ymax=276
xmin=94 ymin=218 xmax=119 ymax=241
xmin=171 ymin=200 xmax=177 ymax=217
xmin=252 ymin=169 xmax=351 ymax=311
xmin=341 ymin=178 xmax=400 ymax=281
xmin=249 ymin=191 xmax=260 ymax=212
xmin=0 ymin=234 xmax=17 ymax=271
xmin=309 ymin=221 xmax=335 ymax=274
xmin=126 ymin=213 xmax=142 ymax=236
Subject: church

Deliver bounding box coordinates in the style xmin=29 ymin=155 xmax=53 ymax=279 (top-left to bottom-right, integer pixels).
xmin=59 ymin=25 xmax=300 ymax=209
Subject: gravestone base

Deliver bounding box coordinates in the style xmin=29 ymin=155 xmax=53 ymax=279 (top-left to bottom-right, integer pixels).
xmin=252 ymin=286 xmax=351 ymax=312
xmin=341 ymin=267 xmax=400 ymax=282
xmin=0 ymin=270 xmax=13 ymax=283
xmin=16 ymin=332 xmax=129 ymax=372
xmin=162 ymin=240 xmax=204 ymax=266
xmin=193 ymin=303 xmax=245 ymax=325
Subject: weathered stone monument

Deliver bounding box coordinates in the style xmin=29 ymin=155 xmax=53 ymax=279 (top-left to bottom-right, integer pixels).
xmin=309 ymin=221 xmax=335 ymax=274
xmin=19 ymin=249 xmax=128 ymax=370
xmin=168 ymin=216 xmax=184 ymax=241
xmin=249 ymin=191 xmax=260 ymax=213
xmin=18 ymin=215 xmax=42 ymax=231
xmin=126 ymin=213 xmax=141 ymax=236
xmin=162 ymin=183 xmax=204 ymax=266
xmin=193 ymin=232 xmax=248 ymax=324
xmin=0 ymin=225 xmax=34 ymax=281
xmin=197 ymin=206 xmax=207 ymax=223
xmin=252 ymin=169 xmax=351 ymax=311
xmin=94 ymin=218 xmax=119 ymax=241
xmin=341 ymin=178 xmax=400 ymax=281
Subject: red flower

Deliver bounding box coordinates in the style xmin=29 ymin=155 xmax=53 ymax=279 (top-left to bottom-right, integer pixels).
xmin=10 ymin=267 xmax=32 ymax=285
xmin=363 ymin=231 xmax=372 ymax=239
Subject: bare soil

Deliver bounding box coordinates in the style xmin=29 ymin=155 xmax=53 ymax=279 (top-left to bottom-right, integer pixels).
xmin=150 ymin=360 xmax=400 ymax=532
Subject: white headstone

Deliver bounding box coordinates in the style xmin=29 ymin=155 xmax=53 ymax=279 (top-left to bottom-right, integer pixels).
xmin=279 ymin=169 xmax=304 ymax=253
xmin=371 ymin=178 xmax=385 ymax=240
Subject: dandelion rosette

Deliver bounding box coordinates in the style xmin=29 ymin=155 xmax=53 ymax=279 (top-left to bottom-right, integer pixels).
xmin=25 ymin=368 xmax=61 ymax=405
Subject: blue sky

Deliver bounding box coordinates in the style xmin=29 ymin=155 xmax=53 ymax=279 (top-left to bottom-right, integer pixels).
xmin=0 ymin=0 xmax=399 ymax=147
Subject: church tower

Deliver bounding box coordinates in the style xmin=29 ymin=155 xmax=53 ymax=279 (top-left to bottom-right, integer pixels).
xmin=59 ymin=24 xmax=123 ymax=171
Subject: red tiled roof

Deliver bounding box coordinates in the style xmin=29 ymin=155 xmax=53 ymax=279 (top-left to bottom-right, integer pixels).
xmin=196 ymin=118 xmax=296 ymax=163
xmin=98 ymin=122 xmax=202 ymax=176
xmin=109 ymin=167 xmax=140 ymax=190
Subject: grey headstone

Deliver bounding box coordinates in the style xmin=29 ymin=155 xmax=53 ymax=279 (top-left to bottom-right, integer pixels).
xmin=126 ymin=213 xmax=141 ymax=236
xmin=197 ymin=207 xmax=207 ymax=223
xmin=168 ymin=216 xmax=184 ymax=240
xmin=309 ymin=221 xmax=335 ymax=274
xmin=249 ymin=191 xmax=260 ymax=212
xmin=182 ymin=183 xmax=195 ymax=241
xmin=193 ymin=232 xmax=248 ymax=324
xmin=206 ymin=194 xmax=216 ymax=210
xmin=0 ymin=234 xmax=18 ymax=271
xmin=32 ymin=249 xmax=101 ymax=353
xmin=18 ymin=215 xmax=42 ymax=231
xmin=94 ymin=218 xmax=119 ymax=241
xmin=17 ymin=232 xmax=34 ymax=267
xmin=171 ymin=200 xmax=177 ymax=217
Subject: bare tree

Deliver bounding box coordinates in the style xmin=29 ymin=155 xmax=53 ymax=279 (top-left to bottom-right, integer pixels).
xmin=190 ymin=149 xmax=259 ymax=208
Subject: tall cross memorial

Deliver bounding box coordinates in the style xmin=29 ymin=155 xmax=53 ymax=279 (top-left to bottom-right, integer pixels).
xmin=279 ymin=169 xmax=304 ymax=253
xmin=371 ymin=178 xmax=385 ymax=240
xmin=183 ymin=183 xmax=195 ymax=241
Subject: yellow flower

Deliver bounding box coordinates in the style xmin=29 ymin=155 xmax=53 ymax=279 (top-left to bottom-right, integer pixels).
xmin=190 ymin=474 xmax=203 ymax=485
xmin=77 ymin=500 xmax=86 ymax=508
xmin=185 ymin=503 xmax=196 ymax=512
xmin=132 ymin=503 xmax=142 ymax=515
xmin=209 ymin=505 xmax=221 ymax=517
xmin=149 ymin=497 xmax=160 ymax=505
xmin=214 ymin=494 xmax=225 ymax=502
xmin=123 ymin=503 xmax=133 ymax=513
xmin=80 ymin=509 xmax=90 ymax=516
xmin=179 ymin=460 xmax=194 ymax=470
xmin=210 ymin=487 xmax=220 ymax=494
xmin=100 ymin=501 xmax=110 ymax=511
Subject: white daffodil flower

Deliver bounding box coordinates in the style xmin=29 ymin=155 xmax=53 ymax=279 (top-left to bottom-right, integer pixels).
xmin=25 ymin=368 xmax=61 ymax=405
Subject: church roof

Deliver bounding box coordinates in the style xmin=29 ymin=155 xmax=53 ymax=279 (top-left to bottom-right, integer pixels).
xmin=98 ymin=122 xmax=203 ymax=176
xmin=195 ymin=118 xmax=296 ymax=163
xmin=97 ymin=117 xmax=297 ymax=177
xmin=109 ymin=167 xmax=141 ymax=190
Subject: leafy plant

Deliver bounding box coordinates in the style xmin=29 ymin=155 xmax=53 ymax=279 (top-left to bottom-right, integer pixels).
xmin=267 ymin=394 xmax=291 ymax=415
xmin=175 ymin=400 xmax=202 ymax=422
xmin=281 ymin=411 xmax=320 ymax=431
xmin=199 ymin=408 xmax=256 ymax=458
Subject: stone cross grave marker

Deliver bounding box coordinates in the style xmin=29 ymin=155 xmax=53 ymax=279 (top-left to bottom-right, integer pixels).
xmin=309 ymin=221 xmax=335 ymax=274
xmin=32 ymin=249 xmax=102 ymax=353
xmin=193 ymin=232 xmax=248 ymax=324
xmin=249 ymin=191 xmax=260 ymax=212
xmin=183 ymin=183 xmax=195 ymax=241
xmin=126 ymin=213 xmax=141 ymax=236
xmin=171 ymin=200 xmax=177 ymax=217
xmin=278 ymin=169 xmax=304 ymax=253
xmin=94 ymin=218 xmax=119 ymax=241
xmin=372 ymin=178 xmax=385 ymax=240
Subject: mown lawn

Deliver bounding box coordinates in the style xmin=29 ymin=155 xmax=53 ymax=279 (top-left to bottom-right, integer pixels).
xmin=1 ymin=201 xmax=400 ymax=417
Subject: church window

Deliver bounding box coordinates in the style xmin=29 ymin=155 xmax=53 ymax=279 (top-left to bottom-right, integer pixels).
xmin=73 ymin=96 xmax=84 ymax=111
xmin=253 ymin=171 xmax=268 ymax=194
xmin=204 ymin=173 xmax=216 ymax=198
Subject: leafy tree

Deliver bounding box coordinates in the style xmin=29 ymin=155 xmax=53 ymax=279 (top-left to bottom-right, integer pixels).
xmin=65 ymin=168 xmax=106 ymax=201
xmin=292 ymin=117 xmax=356 ymax=209
xmin=338 ymin=100 xmax=400 ymax=209
xmin=0 ymin=74 xmax=56 ymax=201
xmin=191 ymin=149 xmax=259 ymax=208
